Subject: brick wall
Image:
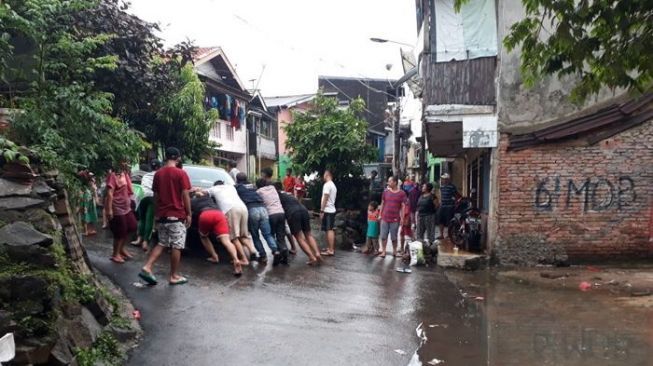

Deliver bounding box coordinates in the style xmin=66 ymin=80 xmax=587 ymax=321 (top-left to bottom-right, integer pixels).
xmin=495 ymin=120 xmax=653 ymax=264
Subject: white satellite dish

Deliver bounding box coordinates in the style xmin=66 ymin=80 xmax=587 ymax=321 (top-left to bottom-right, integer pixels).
xmin=0 ymin=333 xmax=15 ymax=364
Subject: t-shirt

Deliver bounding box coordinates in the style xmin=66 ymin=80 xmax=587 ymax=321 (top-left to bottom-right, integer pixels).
xmin=322 ymin=180 xmax=337 ymax=213
xmin=417 ymin=193 xmax=437 ymax=215
xmin=152 ymin=166 xmax=191 ymax=219
xmin=257 ymin=185 xmax=284 ymax=216
xmin=106 ymin=172 xmax=133 ymax=216
xmin=283 ymin=176 xmax=295 ymax=193
xmin=207 ymin=185 xmax=246 ymax=214
xmin=278 ymin=191 xmax=305 ymax=217
xmin=407 ymin=185 xmax=421 ymax=213
xmin=191 ymin=195 xmax=220 ymax=214
xmin=381 ymin=189 xmax=407 ymax=223
xmin=235 ymin=183 xmax=265 ymax=209
xmin=367 ymin=209 xmax=380 ymax=223
xmin=440 ymin=183 xmax=458 ymax=207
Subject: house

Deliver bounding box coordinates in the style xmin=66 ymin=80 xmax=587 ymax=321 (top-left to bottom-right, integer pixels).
xmin=318 ymin=76 xmax=400 ymax=164
xmin=193 ymin=47 xmax=251 ymax=171
xmin=247 ymin=92 xmax=278 ymax=177
xmin=415 ymin=0 xmax=653 ymax=263
xmin=265 ymin=94 xmax=320 ymax=177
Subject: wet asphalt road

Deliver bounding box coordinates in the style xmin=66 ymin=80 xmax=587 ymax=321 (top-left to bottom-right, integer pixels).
xmin=86 ymin=233 xmax=653 ymax=366
xmin=86 ymin=233 xmax=461 ymax=366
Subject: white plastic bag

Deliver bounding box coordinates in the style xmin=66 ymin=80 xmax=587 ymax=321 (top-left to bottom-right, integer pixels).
xmin=409 ymin=241 xmax=425 ymax=266
xmin=0 ymin=333 xmax=15 ymax=364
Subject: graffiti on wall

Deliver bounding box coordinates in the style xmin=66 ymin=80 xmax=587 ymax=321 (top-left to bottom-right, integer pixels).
xmin=534 ymin=176 xmax=636 ymax=212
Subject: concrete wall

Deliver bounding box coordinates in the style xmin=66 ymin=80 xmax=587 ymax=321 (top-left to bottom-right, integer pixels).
xmin=496 ymin=0 xmax=619 ymax=132
xmin=493 ymin=120 xmax=653 ymax=264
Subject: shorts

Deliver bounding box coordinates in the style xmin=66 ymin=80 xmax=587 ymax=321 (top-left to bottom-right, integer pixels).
xmin=198 ymin=210 xmax=229 ymax=238
xmin=156 ymin=221 xmax=186 ymax=250
xmin=438 ymin=206 xmax=454 ymax=226
xmin=366 ymin=221 xmax=379 ymax=238
xmin=321 ymin=212 xmax=336 ymax=231
xmin=287 ymin=210 xmax=311 ymax=235
xmin=109 ymin=212 xmax=137 ymax=239
xmin=380 ymin=221 xmax=399 ymax=242
xmin=226 ymin=206 xmax=249 ymax=240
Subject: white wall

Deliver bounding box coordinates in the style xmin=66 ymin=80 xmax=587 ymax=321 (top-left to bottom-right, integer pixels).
xmin=209 ymin=119 xmax=247 ymax=155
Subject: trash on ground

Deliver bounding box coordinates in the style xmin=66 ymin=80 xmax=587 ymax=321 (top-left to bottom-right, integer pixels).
xmin=132 ymin=310 xmax=141 ymax=320
xmin=473 ymin=296 xmax=484 ymax=301
xmin=132 ymin=281 xmax=146 ymax=288
xmin=428 ymin=358 xmax=444 ymax=365
xmin=396 ymin=267 xmax=412 ymax=273
xmin=428 ymin=324 xmax=448 ymax=328
xmin=394 ymin=349 xmax=407 ymax=355
xmin=579 ymin=281 xmax=592 ymax=291
xmin=0 ymin=333 xmax=15 ymax=363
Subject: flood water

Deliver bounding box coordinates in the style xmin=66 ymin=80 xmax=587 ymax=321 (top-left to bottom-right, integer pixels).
xmin=411 ymin=270 xmax=652 ymax=366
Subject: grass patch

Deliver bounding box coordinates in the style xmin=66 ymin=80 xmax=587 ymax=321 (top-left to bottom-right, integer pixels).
xmin=75 ymin=332 xmax=123 ymax=366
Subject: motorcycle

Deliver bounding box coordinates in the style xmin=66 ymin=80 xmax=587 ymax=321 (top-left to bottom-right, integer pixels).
xmin=447 ymin=192 xmax=482 ymax=252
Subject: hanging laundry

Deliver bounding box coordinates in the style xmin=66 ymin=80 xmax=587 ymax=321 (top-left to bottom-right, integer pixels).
xmin=231 ymin=98 xmax=240 ymax=129
xmin=224 ymin=95 xmax=232 ymax=121
xmin=238 ymin=105 xmax=246 ymax=130
xmin=204 ymin=96 xmax=211 ymax=109
xmin=210 ymin=96 xmax=219 ymax=109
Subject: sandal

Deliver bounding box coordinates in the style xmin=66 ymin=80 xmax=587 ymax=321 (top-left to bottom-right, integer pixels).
xmin=206 ymin=257 xmax=219 ymax=264
xmin=169 ymin=276 xmax=188 ymax=285
xmin=138 ymin=270 xmax=158 ymax=285
xmin=320 ymin=250 xmax=334 ymax=256
xmin=110 ymin=256 xmax=125 ymax=264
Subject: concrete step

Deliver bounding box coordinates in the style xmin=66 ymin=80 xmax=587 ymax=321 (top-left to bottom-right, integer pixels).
xmin=437 ymin=245 xmax=486 ymax=270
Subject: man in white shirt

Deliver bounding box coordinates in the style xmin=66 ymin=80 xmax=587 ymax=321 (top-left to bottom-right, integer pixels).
xmin=227 ymin=161 xmax=240 ymax=182
xmin=206 ymin=181 xmax=257 ymax=264
xmin=320 ymin=170 xmax=337 ymax=256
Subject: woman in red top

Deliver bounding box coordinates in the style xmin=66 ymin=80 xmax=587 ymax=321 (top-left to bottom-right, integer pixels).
xmin=106 ymin=162 xmax=137 ymax=263
xmin=293 ymin=175 xmax=306 ymax=200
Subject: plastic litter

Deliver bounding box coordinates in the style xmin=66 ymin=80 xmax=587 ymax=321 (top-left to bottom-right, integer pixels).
xmin=428 ymin=324 xmax=448 ymax=328
xmin=132 ymin=310 xmax=141 ymax=320
xmin=408 ymin=241 xmax=425 ymax=266
xmin=0 ymin=333 xmax=15 ymax=364
xmin=394 ymin=349 xmax=407 ymax=355
xmin=396 ymin=267 xmax=412 ymax=273
xmin=578 ymin=281 xmax=592 ymax=291
xmin=473 ymin=296 xmax=484 ymax=301
xmin=428 ymin=358 xmax=444 ymax=365
xmin=132 ymin=282 xmax=146 ymax=288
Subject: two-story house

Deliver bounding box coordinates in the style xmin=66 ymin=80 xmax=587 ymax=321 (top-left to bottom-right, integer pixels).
xmin=416 ymin=0 xmax=653 ymax=262
xmin=247 ymin=92 xmax=278 ymax=177
xmin=193 ymin=47 xmax=250 ymax=172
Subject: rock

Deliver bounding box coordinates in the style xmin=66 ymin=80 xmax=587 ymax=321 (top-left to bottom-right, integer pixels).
xmin=10 ymin=276 xmax=50 ymax=302
xmin=32 ymin=179 xmax=55 ymax=197
xmin=84 ymin=295 xmax=113 ymax=326
xmin=437 ymin=251 xmax=485 ymax=270
xmin=26 ymin=208 xmax=59 ymax=234
xmin=0 ymin=309 xmax=12 ymax=334
xmin=107 ymin=323 xmax=139 ymax=343
xmin=540 ymin=272 xmax=568 ymax=279
xmin=0 ymin=177 xmax=32 ymax=197
xmin=0 ymin=221 xmax=54 ymax=247
xmin=0 ymin=196 xmax=46 ymax=210
xmin=49 ymin=336 xmax=75 ymax=366
xmin=66 ymin=307 xmax=102 ymax=349
xmin=54 ymin=198 xmax=72 ymax=216
xmin=13 ymin=337 xmax=56 ymax=365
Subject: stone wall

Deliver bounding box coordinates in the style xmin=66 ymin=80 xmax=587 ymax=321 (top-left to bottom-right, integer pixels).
xmin=494 ymin=120 xmax=653 ymax=265
xmin=0 ymin=160 xmax=138 ymax=364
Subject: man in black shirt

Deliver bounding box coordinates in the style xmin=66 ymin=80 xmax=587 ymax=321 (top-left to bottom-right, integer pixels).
xmin=276 ymin=183 xmax=322 ymax=265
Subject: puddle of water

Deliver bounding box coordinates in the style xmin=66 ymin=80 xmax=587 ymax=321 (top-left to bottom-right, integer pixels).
xmin=412 ymin=271 xmax=652 ymax=366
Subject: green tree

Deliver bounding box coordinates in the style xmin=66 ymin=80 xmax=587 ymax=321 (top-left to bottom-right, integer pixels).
xmin=284 ymin=93 xmax=377 ymax=178
xmin=0 ymin=0 xmax=144 ymax=178
xmin=156 ymin=63 xmax=219 ymax=162
xmin=501 ymin=0 xmax=653 ymax=102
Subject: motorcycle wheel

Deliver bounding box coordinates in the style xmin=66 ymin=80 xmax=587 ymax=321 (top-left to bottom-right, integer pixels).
xmin=447 ymin=220 xmax=465 ymax=247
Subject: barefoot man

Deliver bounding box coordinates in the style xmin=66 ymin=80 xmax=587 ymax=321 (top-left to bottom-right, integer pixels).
xmin=138 ymin=147 xmax=192 ymax=286
xmin=320 ymin=170 xmax=337 ymax=256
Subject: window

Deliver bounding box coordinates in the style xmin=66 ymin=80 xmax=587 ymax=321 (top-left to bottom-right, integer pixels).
xmin=226 ymin=124 xmax=234 ymax=141
xmin=211 ymin=122 xmax=221 ymax=139
xmin=258 ymin=119 xmax=272 ymax=138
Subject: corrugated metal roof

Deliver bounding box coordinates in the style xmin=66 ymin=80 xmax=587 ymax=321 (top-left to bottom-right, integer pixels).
xmin=264 ymin=94 xmax=317 ymax=108
xmin=509 ymin=93 xmax=653 ymax=151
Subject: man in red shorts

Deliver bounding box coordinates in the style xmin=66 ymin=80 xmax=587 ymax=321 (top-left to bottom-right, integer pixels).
xmin=192 ymin=194 xmax=242 ymax=276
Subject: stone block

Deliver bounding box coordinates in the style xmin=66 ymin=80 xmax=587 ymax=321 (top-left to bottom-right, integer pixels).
xmin=84 ymin=294 xmax=113 ymax=326
xmin=25 ymin=208 xmax=59 ymax=234
xmin=0 ymin=196 xmax=46 ymax=210
xmin=53 ymin=198 xmax=72 ymax=216
xmin=0 ymin=221 xmax=53 ymax=247
xmin=49 ymin=336 xmax=74 ymax=366
xmin=32 ymin=179 xmax=55 ymax=197
xmin=13 ymin=337 xmax=55 ymax=365
xmin=66 ymin=307 xmax=102 ymax=349
xmin=10 ymin=276 xmax=50 ymax=302
xmin=0 ymin=178 xmax=32 ymax=197
xmin=437 ymin=251 xmax=485 ymax=270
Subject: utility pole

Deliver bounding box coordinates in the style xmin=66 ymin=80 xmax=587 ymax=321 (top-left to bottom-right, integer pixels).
xmin=393 ymin=88 xmax=401 ymax=178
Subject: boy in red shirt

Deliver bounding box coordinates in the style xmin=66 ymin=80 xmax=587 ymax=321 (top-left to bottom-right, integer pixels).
xmin=283 ymin=168 xmax=295 ymax=193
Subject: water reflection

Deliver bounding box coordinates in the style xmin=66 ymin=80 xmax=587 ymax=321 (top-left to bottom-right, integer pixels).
xmin=412 ymin=270 xmax=652 ymax=366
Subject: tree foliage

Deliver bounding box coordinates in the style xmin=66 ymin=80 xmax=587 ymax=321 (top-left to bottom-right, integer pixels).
xmin=284 ymin=94 xmax=377 ymax=179
xmin=0 ymin=0 xmax=144 ymax=178
xmin=503 ymin=0 xmax=653 ymax=102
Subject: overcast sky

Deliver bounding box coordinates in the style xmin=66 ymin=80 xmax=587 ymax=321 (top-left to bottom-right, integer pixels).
xmin=128 ymin=0 xmax=423 ymax=135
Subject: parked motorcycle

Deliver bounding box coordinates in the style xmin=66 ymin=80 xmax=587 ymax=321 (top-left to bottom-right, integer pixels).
xmin=447 ymin=192 xmax=482 ymax=252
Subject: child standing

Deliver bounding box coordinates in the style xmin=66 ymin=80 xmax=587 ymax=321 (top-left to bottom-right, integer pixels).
xmin=363 ymin=201 xmax=380 ymax=254
xmin=399 ymin=203 xmax=413 ymax=255
xmin=80 ymin=172 xmax=99 ymax=236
